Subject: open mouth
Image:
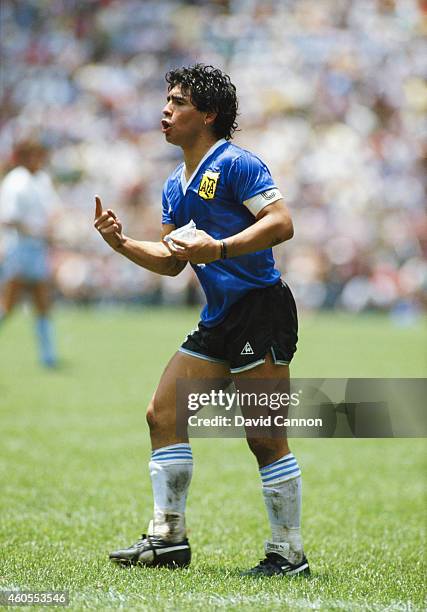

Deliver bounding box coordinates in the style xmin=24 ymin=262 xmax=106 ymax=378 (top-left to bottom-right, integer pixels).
xmin=161 ymin=119 xmax=172 ymax=132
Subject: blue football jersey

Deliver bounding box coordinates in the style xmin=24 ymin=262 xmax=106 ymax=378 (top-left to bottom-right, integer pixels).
xmin=162 ymin=139 xmax=282 ymax=327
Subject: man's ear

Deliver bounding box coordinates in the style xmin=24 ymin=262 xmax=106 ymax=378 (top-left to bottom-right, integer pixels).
xmin=204 ymin=111 xmax=218 ymax=126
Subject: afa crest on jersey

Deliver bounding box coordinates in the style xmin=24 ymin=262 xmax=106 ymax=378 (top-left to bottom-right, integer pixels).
xmin=198 ymin=171 xmax=220 ymax=200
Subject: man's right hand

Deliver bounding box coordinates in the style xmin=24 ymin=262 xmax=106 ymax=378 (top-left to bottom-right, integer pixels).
xmin=94 ymin=196 xmax=125 ymax=250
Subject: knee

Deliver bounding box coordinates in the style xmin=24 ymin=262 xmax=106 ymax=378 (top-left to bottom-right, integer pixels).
xmin=246 ymin=437 xmax=289 ymax=467
xmin=146 ymin=399 xmax=161 ymax=433
xmin=146 ymin=404 xmax=157 ymax=432
xmin=146 ymin=395 xmax=174 ymax=434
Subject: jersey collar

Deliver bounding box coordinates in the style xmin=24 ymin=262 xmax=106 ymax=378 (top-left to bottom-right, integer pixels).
xmin=180 ymin=138 xmax=227 ymax=195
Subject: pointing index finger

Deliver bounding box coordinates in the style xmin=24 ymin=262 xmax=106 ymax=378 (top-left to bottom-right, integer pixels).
xmin=95 ymin=195 xmax=103 ymax=220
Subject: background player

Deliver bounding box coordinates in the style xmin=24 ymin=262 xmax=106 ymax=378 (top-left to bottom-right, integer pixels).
xmin=94 ymin=64 xmax=308 ymax=577
xmin=0 ymin=139 xmax=59 ymax=368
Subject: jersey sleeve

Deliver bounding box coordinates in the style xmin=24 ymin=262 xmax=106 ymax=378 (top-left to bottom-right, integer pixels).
xmin=161 ymin=182 xmax=175 ymax=225
xmin=229 ymin=152 xmax=282 ymax=216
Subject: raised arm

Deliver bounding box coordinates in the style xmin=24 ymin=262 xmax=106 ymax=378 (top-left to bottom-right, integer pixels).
xmin=94 ymin=196 xmax=187 ymax=277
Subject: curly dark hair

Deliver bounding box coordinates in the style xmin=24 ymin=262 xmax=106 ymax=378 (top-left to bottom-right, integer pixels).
xmin=165 ymin=64 xmax=239 ymax=140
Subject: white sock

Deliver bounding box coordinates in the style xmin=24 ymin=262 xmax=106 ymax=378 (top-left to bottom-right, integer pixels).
xmin=260 ymin=452 xmax=304 ymax=564
xmin=148 ymin=443 xmax=193 ymax=543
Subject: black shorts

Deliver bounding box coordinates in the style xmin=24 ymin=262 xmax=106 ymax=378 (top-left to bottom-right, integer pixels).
xmin=180 ymin=280 xmax=298 ymax=373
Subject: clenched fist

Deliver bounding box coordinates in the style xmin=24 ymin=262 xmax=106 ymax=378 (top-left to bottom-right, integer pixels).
xmin=94 ymin=196 xmax=124 ymax=250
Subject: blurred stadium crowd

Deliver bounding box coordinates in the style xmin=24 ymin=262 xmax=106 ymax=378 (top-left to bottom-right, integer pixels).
xmin=1 ymin=0 xmax=426 ymax=314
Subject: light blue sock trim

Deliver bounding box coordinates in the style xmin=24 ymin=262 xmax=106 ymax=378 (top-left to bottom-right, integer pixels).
xmin=262 ymin=466 xmax=301 ymax=484
xmin=152 ymin=450 xmax=193 ymax=457
xmin=260 ymin=453 xmax=301 ymax=485
xmin=151 ymin=443 xmax=193 ymax=464
xmin=260 ymin=460 xmax=298 ymax=479
xmin=152 ymin=443 xmax=191 ymax=454
xmin=260 ymin=453 xmax=295 ymax=474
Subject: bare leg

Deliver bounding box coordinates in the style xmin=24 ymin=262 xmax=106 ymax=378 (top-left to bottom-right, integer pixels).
xmin=146 ymin=350 xmax=229 ymax=449
xmin=1 ymin=278 xmax=25 ymax=316
xmin=232 ymin=352 xmax=290 ymax=467
xmin=29 ymin=281 xmax=52 ymax=316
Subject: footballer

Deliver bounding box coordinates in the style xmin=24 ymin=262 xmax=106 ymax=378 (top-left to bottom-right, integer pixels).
xmin=94 ymin=64 xmax=309 ymax=577
xmin=0 ymin=139 xmax=59 ymax=367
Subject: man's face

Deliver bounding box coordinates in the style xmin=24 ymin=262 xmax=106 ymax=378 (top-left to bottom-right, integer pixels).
xmin=17 ymin=145 xmax=47 ymax=173
xmin=161 ymin=85 xmax=207 ymax=147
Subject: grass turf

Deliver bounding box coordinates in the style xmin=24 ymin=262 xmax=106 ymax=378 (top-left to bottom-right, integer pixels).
xmin=0 ymin=307 xmax=426 ymax=610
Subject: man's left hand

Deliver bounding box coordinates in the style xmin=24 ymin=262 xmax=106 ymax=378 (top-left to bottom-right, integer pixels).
xmin=163 ymin=230 xmax=221 ymax=264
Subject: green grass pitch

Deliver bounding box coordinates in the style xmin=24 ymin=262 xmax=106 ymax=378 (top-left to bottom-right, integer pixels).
xmin=0 ymin=307 xmax=426 ymax=610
